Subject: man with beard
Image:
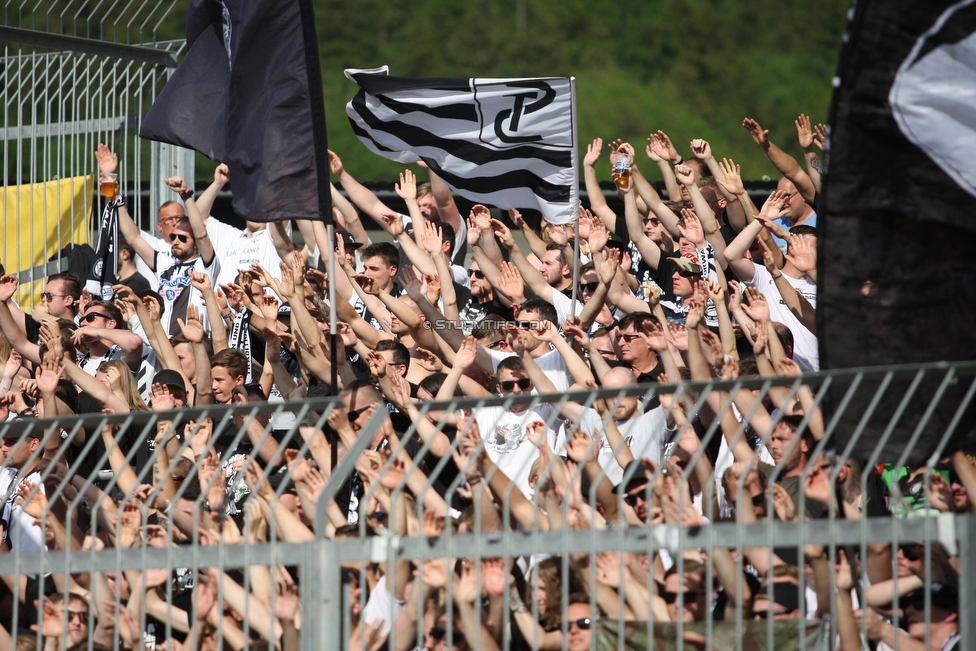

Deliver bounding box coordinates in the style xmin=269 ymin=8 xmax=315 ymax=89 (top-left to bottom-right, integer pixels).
xmin=456 ymin=259 xmax=512 ymax=335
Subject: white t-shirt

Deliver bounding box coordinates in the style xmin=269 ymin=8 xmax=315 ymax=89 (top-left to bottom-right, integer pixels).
xmin=578 ymin=407 xmax=670 ymax=485
xmin=361 ymin=575 xmax=403 ymax=637
xmin=549 ymin=288 xmax=586 ymax=327
xmin=746 ymin=263 xmax=819 ymax=372
xmin=0 ymin=469 xmax=45 ymax=556
xmin=207 ymin=219 xmax=290 ymax=288
xmin=473 ymin=405 xmax=562 ymax=498
xmin=488 ymin=347 xmax=571 ymax=393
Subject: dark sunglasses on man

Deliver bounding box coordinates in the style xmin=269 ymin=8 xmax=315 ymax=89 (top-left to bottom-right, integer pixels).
xmin=168 ymin=232 xmax=190 ymax=243
xmin=499 ymin=378 xmax=532 ymax=391
xmin=468 ymin=269 xmax=485 ymax=279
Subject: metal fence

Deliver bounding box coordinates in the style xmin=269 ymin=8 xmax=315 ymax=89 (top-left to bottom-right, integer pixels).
xmin=0 ymin=361 xmax=974 ymax=650
xmin=1 ymin=0 xmax=192 ymax=309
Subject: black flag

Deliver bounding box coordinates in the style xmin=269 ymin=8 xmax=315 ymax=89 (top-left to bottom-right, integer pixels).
xmin=140 ymin=0 xmax=331 ymax=223
xmin=85 ymin=200 xmax=120 ymax=301
xmin=820 ymin=0 xmax=976 ymax=463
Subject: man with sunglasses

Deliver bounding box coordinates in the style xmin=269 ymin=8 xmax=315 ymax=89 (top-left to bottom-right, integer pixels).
xmin=457 ymin=260 xmax=513 ymax=335
xmin=565 ymin=596 xmax=595 ymax=651
xmin=0 ymin=271 xmax=81 ymax=367
xmin=73 ymin=300 xmax=147 ymax=379
xmin=97 ymin=146 xmax=220 ymax=337
xmin=145 ymin=181 xmax=220 ymax=337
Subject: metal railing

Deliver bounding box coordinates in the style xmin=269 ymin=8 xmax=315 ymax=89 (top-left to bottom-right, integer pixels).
xmin=2 ymin=0 xmax=192 ymax=309
xmin=0 ymin=361 xmax=973 ymax=650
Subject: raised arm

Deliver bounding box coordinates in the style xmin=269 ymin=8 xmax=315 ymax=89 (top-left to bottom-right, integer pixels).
xmin=328 ymin=149 xmax=394 ymax=221
xmin=646 ymin=131 xmax=683 ymax=201
xmin=690 ymin=138 xmax=748 ymax=232
xmin=582 ymin=138 xmax=617 ymax=230
xmin=0 ymin=276 xmax=41 ymax=363
xmin=794 ymin=115 xmax=824 ymax=195
xmin=742 ymin=118 xmax=816 ymax=203
xmin=331 ymin=183 xmax=369 ymax=245
xmin=674 ymin=164 xmax=727 ymax=265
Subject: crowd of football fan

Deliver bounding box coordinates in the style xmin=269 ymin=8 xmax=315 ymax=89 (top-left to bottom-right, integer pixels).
xmin=0 ymin=117 xmax=970 ymax=651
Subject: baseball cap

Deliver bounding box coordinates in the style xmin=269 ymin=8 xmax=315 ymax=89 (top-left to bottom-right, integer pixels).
xmin=153 ymin=369 xmax=186 ymax=392
xmin=906 ymin=582 xmax=958 ymax=612
xmin=672 ymin=253 xmax=702 ymax=275
xmin=605 ymin=234 xmax=627 ymax=251
xmin=337 ymin=232 xmax=363 ymax=251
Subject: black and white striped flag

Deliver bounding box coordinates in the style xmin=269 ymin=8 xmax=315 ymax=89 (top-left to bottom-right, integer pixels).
xmin=345 ymin=66 xmax=578 ymax=224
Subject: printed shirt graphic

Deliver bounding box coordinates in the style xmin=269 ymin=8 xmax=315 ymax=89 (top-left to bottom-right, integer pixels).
xmin=474 ymin=405 xmax=560 ymax=498
xmin=154 ymin=251 xmax=220 ymax=335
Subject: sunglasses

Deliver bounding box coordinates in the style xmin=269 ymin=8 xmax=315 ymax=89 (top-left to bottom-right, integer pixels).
xmin=429 ymin=626 xmax=447 ymax=641
xmin=752 ymin=493 xmax=767 ymax=507
xmin=580 ymin=282 xmax=599 ymax=293
xmin=901 ymin=545 xmax=924 ymax=562
xmin=82 ymin=312 xmax=111 ymax=323
xmin=168 ymin=232 xmax=191 ymax=243
xmin=468 ymin=269 xmax=485 ymax=279
xmin=486 ymin=339 xmax=507 ymax=350
xmin=662 ymin=591 xmax=701 ymax=605
xmin=499 ymin=378 xmax=532 ymax=391
xmin=567 ymin=618 xmax=591 ymax=631
xmin=624 ymin=488 xmax=648 ymax=506
xmin=644 ymin=217 xmax=661 ymax=226
xmin=40 ymin=292 xmax=66 ymax=301
xmin=618 ymin=333 xmax=642 ymax=342
xmin=66 ymin=610 xmax=90 ymax=624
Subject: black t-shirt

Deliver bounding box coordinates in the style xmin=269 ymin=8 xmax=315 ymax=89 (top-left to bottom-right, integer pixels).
xmin=119 ymin=271 xmax=151 ymax=293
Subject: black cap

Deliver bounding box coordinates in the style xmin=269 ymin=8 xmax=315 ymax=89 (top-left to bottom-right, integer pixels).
xmin=614 ymin=460 xmax=649 ymax=494
xmin=605 ymin=234 xmax=627 ymax=251
xmin=907 ymin=582 xmax=958 ymax=612
xmin=337 ymin=232 xmax=363 ymax=251
xmin=153 ymin=369 xmax=186 ymax=392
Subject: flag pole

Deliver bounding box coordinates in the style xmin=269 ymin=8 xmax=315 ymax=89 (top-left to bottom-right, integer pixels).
xmin=327 ymin=225 xmax=338 ymax=392
xmin=569 ymin=77 xmax=580 ymax=317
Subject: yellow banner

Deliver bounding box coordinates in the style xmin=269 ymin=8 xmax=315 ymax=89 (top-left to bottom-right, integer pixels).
xmin=2 ymin=175 xmax=93 ymax=309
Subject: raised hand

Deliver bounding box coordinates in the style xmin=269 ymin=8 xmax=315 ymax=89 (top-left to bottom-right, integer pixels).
xmin=496 ymin=261 xmax=525 ymax=302
xmin=685 ymin=299 xmax=705 ymax=330
xmin=214 ymin=163 xmax=230 ymax=185
xmin=795 ymin=114 xmax=815 ymax=151
xmin=453 ymin=335 xmax=478 ymax=371
xmin=773 ymin=357 xmax=802 ymax=378
xmin=352 ymin=274 xmax=378 ymax=296
xmin=507 ymin=207 xmax=525 ymax=230
xmin=189 ymin=269 xmax=212 ymax=293
xmin=785 ymin=233 xmax=817 ymax=274
xmin=742 ymin=287 xmax=770 ymax=322
xmin=489 ymin=219 xmax=515 ymax=249
xmin=469 ymin=204 xmax=492 ymax=231
xmin=759 ymin=190 xmax=789 ymax=219
xmin=772 ymin=484 xmax=797 ymax=521
xmin=673 ymin=164 xmax=696 ymax=186
xmin=653 ymin=130 xmax=680 ymax=163
xmin=0 ymin=275 xmax=19 ymax=302
xmin=394 ymin=170 xmax=417 ymax=201
xmin=35 ymin=351 xmax=62 ymax=396
xmin=583 ymin=138 xmax=603 ymax=167
xmin=548 ymin=224 xmax=569 ymax=247
xmin=716 ymin=158 xmax=744 ymax=196
xmin=421 ymin=220 xmax=444 ymax=254
xmin=742 ymin=118 xmax=770 ymax=150
xmin=327 ymin=149 xmax=344 ymax=178
xmin=562 ymin=317 xmax=590 ymax=348
xmin=424 ymin=273 xmax=441 ymax=304
xmin=96 ymin=143 xmax=119 ymax=174
xmin=378 ymin=212 xmax=404 ymax=238
xmin=705 ymin=279 xmax=725 ymax=303
xmin=690 ymin=138 xmax=712 ymax=160
xmin=177 ymin=304 xmax=205 ymax=344
xmin=678 ymin=209 xmax=705 ymax=246
xmin=727 ymin=280 xmax=743 ymax=313
xmin=813 ymin=123 xmax=827 ymax=151
xmin=164 ymin=176 xmax=188 ymax=193
xmin=599 ymin=249 xmax=619 ymax=286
